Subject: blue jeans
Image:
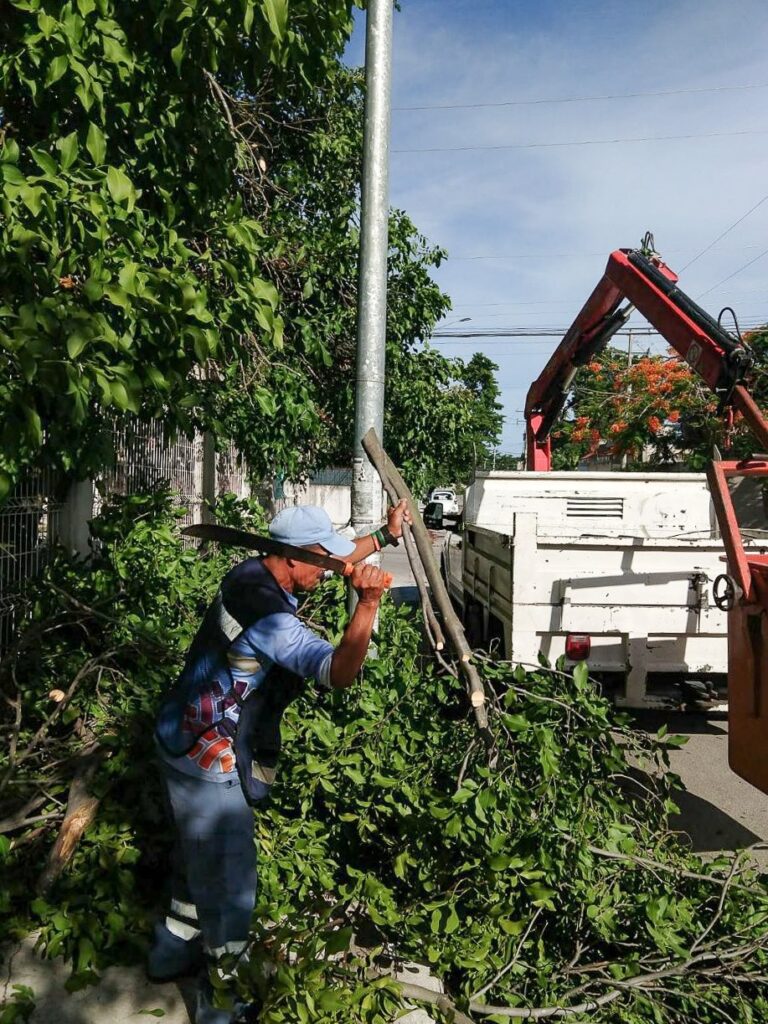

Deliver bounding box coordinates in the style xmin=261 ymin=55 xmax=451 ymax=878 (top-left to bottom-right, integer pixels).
xmin=160 ymin=761 xmax=257 ymax=957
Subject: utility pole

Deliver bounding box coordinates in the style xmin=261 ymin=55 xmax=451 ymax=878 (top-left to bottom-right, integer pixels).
xmin=621 ymin=330 xmax=633 ymax=469
xmin=351 ymin=0 xmax=393 ymax=552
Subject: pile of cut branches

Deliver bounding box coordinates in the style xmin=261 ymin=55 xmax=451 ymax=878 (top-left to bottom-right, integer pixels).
xmin=1 ymin=494 xmax=767 ymax=1024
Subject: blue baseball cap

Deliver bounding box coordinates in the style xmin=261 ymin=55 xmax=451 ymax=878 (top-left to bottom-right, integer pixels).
xmin=269 ymin=505 xmax=356 ymax=557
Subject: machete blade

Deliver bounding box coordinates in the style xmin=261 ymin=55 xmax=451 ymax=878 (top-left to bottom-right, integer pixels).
xmin=182 ymin=522 xmax=357 ymax=577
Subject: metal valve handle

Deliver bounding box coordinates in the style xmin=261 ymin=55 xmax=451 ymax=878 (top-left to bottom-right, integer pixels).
xmin=713 ymin=573 xmax=741 ymax=611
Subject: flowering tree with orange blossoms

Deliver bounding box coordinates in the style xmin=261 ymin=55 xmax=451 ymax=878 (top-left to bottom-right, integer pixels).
xmin=552 ymin=330 xmax=768 ymax=471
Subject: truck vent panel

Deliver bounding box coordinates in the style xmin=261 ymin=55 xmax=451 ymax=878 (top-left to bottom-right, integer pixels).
xmin=565 ymin=496 xmax=624 ymax=518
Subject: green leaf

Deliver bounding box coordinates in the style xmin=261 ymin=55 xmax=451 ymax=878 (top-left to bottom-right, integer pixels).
xmin=243 ymin=0 xmax=255 ymax=33
xmin=663 ymin=734 xmax=688 ymax=748
xmin=138 ymin=1011 xmax=166 ymax=1018
xmin=489 ymin=854 xmax=511 ymax=872
xmin=253 ymin=388 xmax=277 ymax=416
xmin=45 ymin=54 xmax=69 ymax=87
xmin=86 ymin=123 xmax=107 ymax=165
xmin=145 ymin=366 xmax=167 ymax=389
xmin=171 ymin=39 xmax=184 ymax=71
xmin=498 ymin=918 xmax=525 ymax=935
xmin=106 ymin=166 xmax=133 ymax=204
xmin=104 ymin=285 xmax=130 ymax=309
xmin=272 ymin=314 xmax=284 ymax=350
xmin=67 ymin=330 xmax=89 ymax=359
xmin=37 ymin=11 xmax=58 ymax=37
xmin=58 ymin=131 xmax=79 ymax=171
xmin=261 ymin=0 xmax=288 ymax=41
xmin=573 ymin=661 xmax=589 ymax=687
xmin=103 ymin=36 xmax=131 ymax=65
xmin=502 ymin=713 xmax=529 ymax=732
xmin=324 ymin=927 xmax=352 ymax=955
xmin=24 ymin=406 xmax=42 ymax=447
xmin=110 ymin=380 xmax=130 ymax=409
xmin=250 ymin=277 xmax=279 ymax=306
xmin=19 ymin=185 xmax=43 ymax=216
xmin=30 ymin=148 xmax=58 ymax=176
xmin=2 ymin=163 xmax=26 ymax=184
xmin=2 ymin=139 xmax=20 ymax=164
xmin=118 ymin=261 xmax=139 ymax=295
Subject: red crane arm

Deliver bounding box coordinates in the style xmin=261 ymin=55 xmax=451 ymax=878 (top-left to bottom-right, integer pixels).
xmin=524 ymin=247 xmax=768 ymax=470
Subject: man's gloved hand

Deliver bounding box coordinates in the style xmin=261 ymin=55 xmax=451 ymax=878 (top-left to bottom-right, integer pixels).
xmin=386 ymin=498 xmax=412 ymax=540
xmin=352 ymin=563 xmax=390 ymax=605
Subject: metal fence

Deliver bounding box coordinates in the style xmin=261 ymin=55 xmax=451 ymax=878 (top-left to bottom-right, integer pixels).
xmin=0 ymin=466 xmax=67 ymax=651
xmin=0 ymin=420 xmax=250 ymax=652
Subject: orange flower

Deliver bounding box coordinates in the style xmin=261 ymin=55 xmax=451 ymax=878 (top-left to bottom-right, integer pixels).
xmin=647 ymin=416 xmax=661 ymax=433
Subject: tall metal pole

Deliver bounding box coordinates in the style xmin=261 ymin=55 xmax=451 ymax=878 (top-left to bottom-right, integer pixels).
xmin=352 ymin=0 xmax=393 ymax=545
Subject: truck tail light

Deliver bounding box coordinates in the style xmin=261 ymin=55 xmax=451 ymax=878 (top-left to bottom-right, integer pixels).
xmin=565 ymin=633 xmax=591 ymax=661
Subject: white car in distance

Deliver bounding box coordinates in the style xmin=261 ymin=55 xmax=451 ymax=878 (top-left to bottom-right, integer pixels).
xmin=426 ymin=488 xmax=460 ymax=516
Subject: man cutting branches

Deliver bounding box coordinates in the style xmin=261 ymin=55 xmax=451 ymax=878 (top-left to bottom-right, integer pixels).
xmin=149 ymin=500 xmax=410 ymax=1024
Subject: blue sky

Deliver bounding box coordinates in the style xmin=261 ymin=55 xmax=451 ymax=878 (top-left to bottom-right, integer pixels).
xmin=345 ymin=0 xmax=768 ymax=453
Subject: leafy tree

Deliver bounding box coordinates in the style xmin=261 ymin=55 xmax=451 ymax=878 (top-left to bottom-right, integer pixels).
xmin=0 ymin=7 xmax=504 ymax=500
xmin=551 ymin=339 xmax=768 ymax=470
xmin=385 ymin=348 xmax=504 ymax=495
xmin=221 ymin=66 xmax=500 ymax=491
xmin=0 ymin=0 xmax=364 ymax=499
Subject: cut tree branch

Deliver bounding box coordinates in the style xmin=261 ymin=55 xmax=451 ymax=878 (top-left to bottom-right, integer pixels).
xmin=375 ymin=463 xmax=445 ymax=651
xmin=36 ymin=739 xmax=106 ymax=895
xmin=361 ymin=429 xmax=495 ymax=759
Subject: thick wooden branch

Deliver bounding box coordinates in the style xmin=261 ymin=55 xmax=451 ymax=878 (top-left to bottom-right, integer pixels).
xmin=362 ymin=429 xmax=494 ymax=753
xmin=376 ymin=464 xmax=445 ymax=651
xmin=36 ymin=744 xmax=105 ymax=895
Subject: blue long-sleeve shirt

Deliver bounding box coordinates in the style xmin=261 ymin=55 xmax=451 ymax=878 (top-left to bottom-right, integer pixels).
xmin=156 ymin=559 xmax=333 ymax=783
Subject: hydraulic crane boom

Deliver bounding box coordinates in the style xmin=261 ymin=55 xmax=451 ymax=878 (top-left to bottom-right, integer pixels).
xmin=524 ymin=240 xmax=768 ymax=794
xmin=525 ymin=244 xmax=768 ymax=470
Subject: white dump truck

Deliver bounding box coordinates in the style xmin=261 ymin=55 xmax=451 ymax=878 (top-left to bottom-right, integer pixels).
xmin=441 ymin=469 xmax=752 ymax=708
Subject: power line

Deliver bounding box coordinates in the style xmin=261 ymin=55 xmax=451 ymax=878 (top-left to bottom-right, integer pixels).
xmin=697 ymin=245 xmax=768 ymax=299
xmin=393 ymin=81 xmax=768 ymax=113
xmin=431 ymin=327 xmax=662 ymax=338
xmin=447 ymin=299 xmax=578 ymax=307
xmin=447 ymin=242 xmax=768 ymax=262
xmin=393 ymin=127 xmax=768 ymax=155
xmin=431 ymin=318 xmax=768 ymax=342
xmin=678 ymin=193 xmax=768 ymax=273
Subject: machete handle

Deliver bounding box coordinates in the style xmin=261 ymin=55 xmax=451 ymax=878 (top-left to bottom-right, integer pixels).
xmin=342 ymin=562 xmax=394 ymax=589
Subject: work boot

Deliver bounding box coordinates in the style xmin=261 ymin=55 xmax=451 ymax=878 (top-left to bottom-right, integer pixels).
xmin=147 ymin=921 xmax=205 ymax=983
